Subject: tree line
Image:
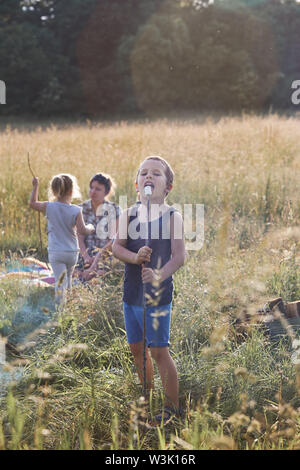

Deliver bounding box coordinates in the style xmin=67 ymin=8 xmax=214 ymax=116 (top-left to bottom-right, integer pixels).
xmin=1 ymin=0 xmax=300 ymax=117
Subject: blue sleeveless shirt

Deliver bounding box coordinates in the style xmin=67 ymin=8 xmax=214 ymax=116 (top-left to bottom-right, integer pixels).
xmin=123 ymin=202 xmax=176 ymax=307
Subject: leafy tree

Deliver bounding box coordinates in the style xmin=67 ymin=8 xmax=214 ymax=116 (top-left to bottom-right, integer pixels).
xmin=0 ymin=0 xmax=100 ymax=115
xmin=129 ymin=2 xmax=279 ymax=112
xmin=0 ymin=0 xmax=299 ymax=115
xmin=254 ymin=0 xmax=300 ymax=108
xmin=0 ymin=0 xmax=23 ymax=26
xmin=0 ymin=22 xmax=52 ymax=114
xmin=76 ymin=0 xmax=166 ymax=115
xmin=130 ymin=13 xmax=194 ymax=113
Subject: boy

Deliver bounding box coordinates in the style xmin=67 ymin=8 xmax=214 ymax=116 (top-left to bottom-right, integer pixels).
xmin=112 ymin=156 xmax=185 ymax=424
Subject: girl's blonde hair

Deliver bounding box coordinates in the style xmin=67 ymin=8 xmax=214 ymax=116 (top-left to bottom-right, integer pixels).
xmin=48 ymin=174 xmax=82 ymax=202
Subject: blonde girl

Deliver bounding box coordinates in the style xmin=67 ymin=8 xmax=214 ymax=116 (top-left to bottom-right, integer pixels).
xmin=30 ymin=174 xmax=94 ymax=305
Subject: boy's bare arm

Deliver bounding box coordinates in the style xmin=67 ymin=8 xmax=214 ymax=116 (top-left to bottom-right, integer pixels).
xmin=112 ymin=236 xmax=137 ymax=264
xmin=113 ymin=234 xmax=151 ymax=265
xmin=112 ymin=210 xmax=151 ymax=265
xmin=159 ymin=211 xmax=185 ymax=282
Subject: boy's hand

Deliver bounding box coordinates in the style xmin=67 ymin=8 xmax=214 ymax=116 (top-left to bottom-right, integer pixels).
xmin=135 ymin=246 xmax=152 ymax=265
xmin=32 ymin=177 xmax=39 ymax=187
xmin=141 ymin=264 xmax=161 ymax=284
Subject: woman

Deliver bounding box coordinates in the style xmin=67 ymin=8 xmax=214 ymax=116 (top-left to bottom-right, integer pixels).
xmin=77 ymin=173 xmax=121 ymax=281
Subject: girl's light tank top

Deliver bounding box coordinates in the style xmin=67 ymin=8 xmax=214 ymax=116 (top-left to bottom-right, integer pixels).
xmin=46 ymin=201 xmax=81 ymax=252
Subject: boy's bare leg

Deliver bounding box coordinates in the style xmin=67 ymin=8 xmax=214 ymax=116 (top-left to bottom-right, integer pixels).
xmin=150 ymin=347 xmax=179 ymax=410
xmin=129 ymin=341 xmax=154 ymax=392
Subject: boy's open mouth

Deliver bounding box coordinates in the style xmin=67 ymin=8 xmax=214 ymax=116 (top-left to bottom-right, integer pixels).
xmin=144 ymin=182 xmax=154 ymax=189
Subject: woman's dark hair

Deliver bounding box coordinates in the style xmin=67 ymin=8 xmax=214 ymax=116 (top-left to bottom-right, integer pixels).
xmin=89 ymin=173 xmax=115 ymax=196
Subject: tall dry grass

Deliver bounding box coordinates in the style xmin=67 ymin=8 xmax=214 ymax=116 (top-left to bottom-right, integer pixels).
xmin=1 ymin=113 xmax=299 ymax=251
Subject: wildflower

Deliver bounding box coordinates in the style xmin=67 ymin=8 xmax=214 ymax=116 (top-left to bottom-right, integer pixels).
xmin=234 ymin=367 xmax=248 ymax=378
xmin=228 ymin=412 xmax=250 ymax=428
xmin=212 ymin=436 xmax=236 ymax=450
xmin=247 ymin=418 xmax=261 ymax=434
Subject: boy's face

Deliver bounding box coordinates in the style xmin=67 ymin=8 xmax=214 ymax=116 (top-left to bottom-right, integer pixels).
xmin=137 ymin=159 xmax=169 ymax=201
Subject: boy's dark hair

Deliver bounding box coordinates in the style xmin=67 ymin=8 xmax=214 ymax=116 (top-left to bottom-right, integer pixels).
xmin=89 ymin=173 xmax=115 ymax=196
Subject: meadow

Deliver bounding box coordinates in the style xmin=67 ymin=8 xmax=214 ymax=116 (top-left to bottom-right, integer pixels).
xmin=0 ymin=113 xmax=300 ymax=450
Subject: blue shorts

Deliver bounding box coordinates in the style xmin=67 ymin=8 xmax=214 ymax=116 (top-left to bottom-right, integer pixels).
xmin=123 ymin=302 xmax=172 ymax=348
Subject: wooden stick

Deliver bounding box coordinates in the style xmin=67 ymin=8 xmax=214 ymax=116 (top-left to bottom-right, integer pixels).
xmin=27 ymin=152 xmax=35 ymax=178
xmin=142 ymin=193 xmax=151 ymax=400
xmin=27 ymin=152 xmax=44 ymax=259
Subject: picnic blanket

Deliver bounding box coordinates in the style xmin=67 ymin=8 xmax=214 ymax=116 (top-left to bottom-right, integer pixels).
xmin=0 ymin=257 xmax=55 ymax=287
